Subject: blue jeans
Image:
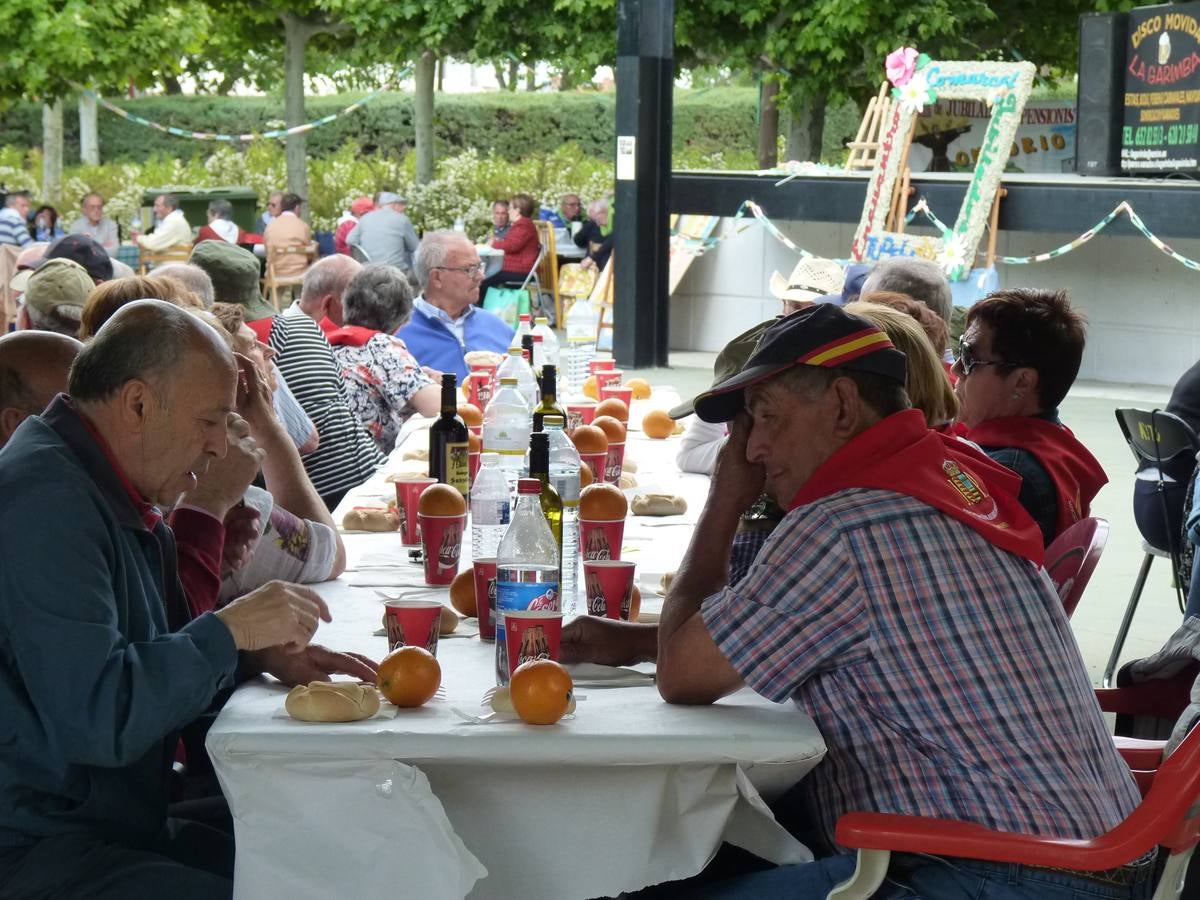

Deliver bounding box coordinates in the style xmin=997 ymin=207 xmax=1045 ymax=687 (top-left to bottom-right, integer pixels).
xmin=701 ymin=852 xmax=1155 ymax=900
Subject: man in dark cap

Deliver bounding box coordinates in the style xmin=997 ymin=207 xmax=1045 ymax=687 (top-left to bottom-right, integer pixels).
xmin=565 ymin=305 xmax=1147 ymax=899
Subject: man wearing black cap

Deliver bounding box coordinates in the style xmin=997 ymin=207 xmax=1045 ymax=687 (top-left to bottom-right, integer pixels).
xmin=39 ymin=234 xmax=114 ymax=284
xmin=568 ymin=305 xmax=1146 ymax=898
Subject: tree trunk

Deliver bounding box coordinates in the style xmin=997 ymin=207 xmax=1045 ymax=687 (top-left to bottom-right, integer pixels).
xmin=756 ymin=76 xmax=780 ymax=169
xmin=414 ymin=50 xmax=436 ymax=185
xmin=163 ymin=75 xmax=183 ymax=95
xmin=507 ymin=59 xmax=519 ymax=92
xmin=525 ymin=65 xmax=536 ymax=91
xmin=282 ymin=14 xmax=310 ymax=201
xmin=436 ymin=57 xmax=444 ymax=92
xmin=786 ymin=91 xmax=827 ymax=163
xmin=42 ymin=100 xmax=64 ymax=203
xmin=558 ymin=66 xmax=578 ymax=91
xmin=79 ymin=91 xmax=99 ymax=166
xmin=493 ymin=61 xmax=508 ymax=91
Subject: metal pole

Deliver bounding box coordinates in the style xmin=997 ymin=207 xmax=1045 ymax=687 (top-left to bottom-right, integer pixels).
xmin=614 ymin=0 xmax=673 ymax=368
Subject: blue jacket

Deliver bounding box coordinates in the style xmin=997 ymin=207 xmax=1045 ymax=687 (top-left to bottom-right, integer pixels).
xmin=396 ymin=303 xmax=515 ymax=380
xmin=0 ymin=397 xmax=239 ymax=849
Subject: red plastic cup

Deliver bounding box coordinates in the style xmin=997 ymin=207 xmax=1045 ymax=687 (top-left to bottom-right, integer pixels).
xmin=472 ymin=558 xmax=498 ymax=641
xmin=566 ymin=400 xmax=598 ymax=430
xmin=503 ymin=610 xmax=563 ymax=677
xmin=595 ymin=370 xmax=623 ymax=393
xmin=599 ymin=385 xmax=634 ymax=410
xmin=382 ymin=600 xmax=443 ymax=656
xmin=580 ymin=517 xmax=625 ymax=561
xmin=579 ymin=451 xmax=607 ymax=484
xmin=604 ymin=441 xmax=626 ymax=483
xmin=583 ymin=560 xmax=637 ymax=620
xmin=394 ymin=477 xmax=437 ymax=545
xmin=588 ymin=359 xmax=615 ymax=375
xmin=418 ymin=513 xmax=465 ymax=585
xmin=467 ymin=371 xmax=494 ymax=410
xmin=468 ymin=451 xmax=481 ymax=487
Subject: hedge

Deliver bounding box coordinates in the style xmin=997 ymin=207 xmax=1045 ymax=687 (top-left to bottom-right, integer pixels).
xmin=0 ymin=88 xmax=765 ymax=165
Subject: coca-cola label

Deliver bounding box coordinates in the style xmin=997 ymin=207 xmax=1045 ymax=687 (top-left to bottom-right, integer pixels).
xmin=584 ymin=528 xmax=611 ymax=560
xmin=438 ymin=523 xmax=462 ymax=572
xmin=518 ymin=625 xmax=551 ymax=666
xmin=586 ymin=572 xmax=606 ymax=616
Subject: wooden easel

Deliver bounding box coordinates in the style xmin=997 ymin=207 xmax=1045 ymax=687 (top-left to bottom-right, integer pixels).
xmin=888 ymin=184 xmax=1008 ymax=269
xmin=844 ymin=82 xmax=893 ymax=170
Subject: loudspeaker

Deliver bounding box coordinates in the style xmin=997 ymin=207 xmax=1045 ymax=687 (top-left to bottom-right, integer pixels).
xmin=1076 ymin=12 xmax=1128 ymax=176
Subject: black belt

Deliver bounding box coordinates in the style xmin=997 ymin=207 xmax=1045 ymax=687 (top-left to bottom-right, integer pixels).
xmin=1021 ymin=848 xmax=1158 ymax=888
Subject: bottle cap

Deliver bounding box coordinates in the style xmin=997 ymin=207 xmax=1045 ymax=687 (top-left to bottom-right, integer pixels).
xmin=500 ymin=376 xmax=518 ymax=384
xmin=535 ymin=317 xmax=549 ymax=325
xmin=517 ymin=478 xmax=541 ymax=494
xmin=519 ymin=314 xmax=531 ymax=322
xmin=508 ymin=347 xmax=521 ymax=355
xmin=534 ymin=334 xmax=543 ymax=342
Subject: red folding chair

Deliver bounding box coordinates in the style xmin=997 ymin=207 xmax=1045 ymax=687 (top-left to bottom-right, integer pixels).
xmin=1043 ymin=516 xmax=1109 ymax=617
xmin=826 ymin=719 xmax=1200 ymax=899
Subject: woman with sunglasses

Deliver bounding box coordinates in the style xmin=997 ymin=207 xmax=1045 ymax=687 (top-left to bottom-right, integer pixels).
xmin=951 ymin=288 xmax=1105 ymax=546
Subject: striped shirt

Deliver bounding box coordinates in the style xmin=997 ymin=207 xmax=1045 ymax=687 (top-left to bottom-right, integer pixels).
xmin=264 ymin=314 xmax=384 ymax=498
xmin=701 ymin=487 xmax=1140 ymax=851
xmin=0 ymin=208 xmax=31 ymax=248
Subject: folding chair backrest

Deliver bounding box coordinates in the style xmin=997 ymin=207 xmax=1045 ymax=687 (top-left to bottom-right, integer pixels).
xmin=1115 ymin=408 xmax=1200 ymax=472
xmin=1043 ymin=516 xmax=1109 ymax=617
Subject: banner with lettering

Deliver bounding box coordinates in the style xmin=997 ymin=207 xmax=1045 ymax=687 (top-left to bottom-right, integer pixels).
xmin=907 ymin=100 xmax=1075 ymax=174
xmin=1122 ymin=1 xmax=1200 ymax=173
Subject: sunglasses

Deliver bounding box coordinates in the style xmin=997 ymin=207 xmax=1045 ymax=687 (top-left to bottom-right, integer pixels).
xmin=956 ymin=338 xmax=1020 ymax=376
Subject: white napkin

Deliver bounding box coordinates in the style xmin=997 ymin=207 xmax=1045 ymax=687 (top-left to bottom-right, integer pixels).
xmin=565 ymin=663 xmax=656 ymax=688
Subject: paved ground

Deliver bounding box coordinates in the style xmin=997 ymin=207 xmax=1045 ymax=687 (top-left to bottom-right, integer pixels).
xmin=622 ymin=351 xmax=1179 ymax=686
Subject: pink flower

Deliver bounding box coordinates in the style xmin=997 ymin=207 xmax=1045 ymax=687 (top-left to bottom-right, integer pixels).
xmin=886 ymin=47 xmax=919 ymax=87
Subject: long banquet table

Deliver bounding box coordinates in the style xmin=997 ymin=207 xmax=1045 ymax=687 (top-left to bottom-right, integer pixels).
xmin=207 ymin=387 xmax=826 ymax=899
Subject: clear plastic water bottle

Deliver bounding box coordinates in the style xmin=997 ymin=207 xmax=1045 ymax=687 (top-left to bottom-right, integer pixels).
xmin=533 ymin=316 xmax=560 ymax=367
xmin=563 ymin=298 xmax=599 ymax=398
xmin=495 ymin=478 xmax=560 ymax=685
xmin=453 ymin=217 xmax=466 ymax=233
xmin=470 ymin=452 xmax=511 ymax=560
xmin=497 ymin=347 xmax=539 ymax=409
xmin=543 ymin=415 xmax=581 ymax=613
xmin=482 ymin=376 xmax=532 ymax=491
xmin=508 ymin=313 xmax=533 ymax=352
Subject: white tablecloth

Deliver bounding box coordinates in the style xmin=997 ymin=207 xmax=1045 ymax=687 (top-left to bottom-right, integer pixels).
xmin=207 ymin=386 xmax=826 ymax=899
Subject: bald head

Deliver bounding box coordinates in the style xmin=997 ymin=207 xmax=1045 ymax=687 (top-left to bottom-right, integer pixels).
xmin=299 ymin=254 xmax=362 ymax=322
xmin=152 ymin=263 xmax=215 ymax=308
xmin=0 ymin=331 xmax=83 ymax=447
xmin=70 ymin=299 xmax=234 ymax=404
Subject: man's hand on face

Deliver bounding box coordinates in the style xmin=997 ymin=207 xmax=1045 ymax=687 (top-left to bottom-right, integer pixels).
xmin=709 ymin=412 xmax=766 ymax=516
xmin=215 ymin=579 xmax=331 ymax=652
xmin=184 ymin=415 xmax=265 ymax=518
xmin=221 ymin=503 xmax=262 ymax=575
xmin=235 ymin=352 xmax=277 ymax=435
xmin=249 ymin=643 xmax=379 ymax=687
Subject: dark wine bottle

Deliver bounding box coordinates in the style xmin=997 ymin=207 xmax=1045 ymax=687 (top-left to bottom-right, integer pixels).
xmin=429 ymin=374 xmax=470 ymax=498
xmin=532 ymin=364 xmax=567 ymax=433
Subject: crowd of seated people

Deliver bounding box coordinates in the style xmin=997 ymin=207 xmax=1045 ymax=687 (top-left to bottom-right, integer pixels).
xmin=3 ymin=184 xmax=1183 ymax=898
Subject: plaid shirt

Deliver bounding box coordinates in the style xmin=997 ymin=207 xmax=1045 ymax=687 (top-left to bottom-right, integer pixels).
xmin=702 ymin=487 xmax=1140 ymax=851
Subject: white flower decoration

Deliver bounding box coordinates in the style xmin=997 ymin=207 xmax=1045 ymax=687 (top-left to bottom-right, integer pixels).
xmin=896 ymin=72 xmax=934 ymax=114
xmin=937 ymin=233 xmax=969 ymax=275
xmin=985 ymin=86 xmax=1010 ymax=108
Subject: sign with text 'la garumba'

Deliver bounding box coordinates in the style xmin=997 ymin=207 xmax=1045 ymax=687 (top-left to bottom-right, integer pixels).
xmin=1122 ymin=2 xmax=1200 ymax=173
xmin=851 ymin=55 xmax=1035 ymax=281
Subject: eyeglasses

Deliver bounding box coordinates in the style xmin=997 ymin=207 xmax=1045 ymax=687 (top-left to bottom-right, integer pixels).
xmin=956 ymin=338 xmax=1018 ymax=376
xmin=435 ymin=263 xmax=485 ymax=276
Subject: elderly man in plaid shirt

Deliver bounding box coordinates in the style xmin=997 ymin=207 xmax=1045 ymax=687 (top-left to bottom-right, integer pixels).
xmin=578 ymin=305 xmax=1147 ymax=899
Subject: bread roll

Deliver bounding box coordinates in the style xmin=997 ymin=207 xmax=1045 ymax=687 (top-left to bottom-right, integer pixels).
xmin=342 ymin=508 xmax=400 ymax=532
xmin=617 ymin=473 xmax=638 ymax=490
xmin=621 ymin=458 xmax=638 ymax=474
xmin=464 ymin=350 xmax=504 ymax=368
xmin=660 ymin=571 xmax=675 ymax=593
xmin=402 ymin=448 xmax=429 ymax=462
xmin=286 ymin=682 xmax=381 ymax=722
xmin=439 ymin=605 xmax=459 ymax=635
xmin=631 ymin=493 xmax=686 ymax=516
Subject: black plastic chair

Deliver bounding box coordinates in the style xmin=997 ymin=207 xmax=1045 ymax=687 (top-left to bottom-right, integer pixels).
xmin=1105 ymin=408 xmax=1200 ymax=686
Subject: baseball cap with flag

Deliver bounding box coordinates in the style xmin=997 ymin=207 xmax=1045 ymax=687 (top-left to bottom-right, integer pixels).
xmin=691 ymin=304 xmax=908 ymax=423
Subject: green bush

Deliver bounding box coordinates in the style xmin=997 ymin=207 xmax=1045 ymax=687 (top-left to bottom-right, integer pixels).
xmin=0 ymin=89 xmax=760 ymax=165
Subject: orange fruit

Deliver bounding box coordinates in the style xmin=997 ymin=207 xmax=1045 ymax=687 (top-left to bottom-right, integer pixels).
xmin=579 ymin=463 xmax=594 ymax=488
xmin=468 ymin=431 xmax=482 ymax=453
xmin=594 ymin=397 xmax=629 ymax=424
xmin=418 ymin=482 xmax=466 ymax=516
xmin=642 ymin=409 xmax=675 ymax=440
xmin=582 ymin=376 xmax=600 ymax=400
xmin=592 ymin=414 xmax=627 ymax=444
xmin=509 ymin=659 xmax=574 ymax=725
xmin=377 ymin=646 xmax=442 ymax=708
xmin=629 ymin=585 xmax=641 ymax=622
xmin=580 ymin=482 xmax=628 ymax=520
xmin=570 ymin=424 xmax=609 ymax=454
xmin=626 ymin=377 xmax=652 ymax=400
xmin=450 ymin=568 xmax=476 ymax=617
xmin=457 ymin=403 xmax=483 ymax=427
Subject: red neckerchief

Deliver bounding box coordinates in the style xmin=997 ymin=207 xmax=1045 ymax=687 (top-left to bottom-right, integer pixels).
xmin=317 ymin=316 xmax=338 ymax=337
xmin=789 ymin=409 xmax=1044 ymax=564
xmin=73 ymin=404 xmax=163 ymax=531
xmin=965 ymin=415 xmax=1108 ymax=536
xmin=325 ymin=324 xmax=379 ymax=347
